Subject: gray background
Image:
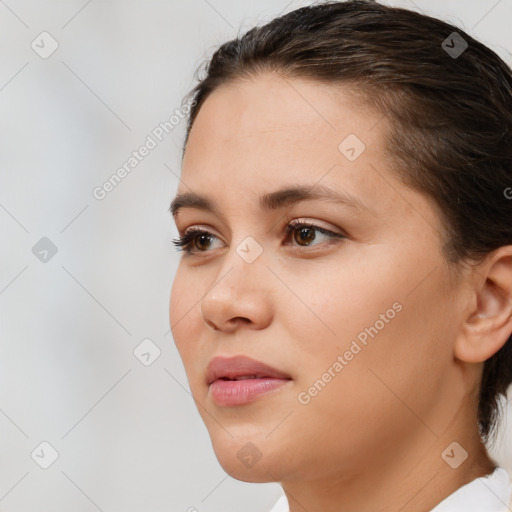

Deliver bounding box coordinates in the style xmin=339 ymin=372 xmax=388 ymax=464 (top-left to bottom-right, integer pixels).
xmin=1 ymin=0 xmax=511 ymax=511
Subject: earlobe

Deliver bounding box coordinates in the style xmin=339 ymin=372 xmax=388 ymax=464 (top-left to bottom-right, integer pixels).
xmin=454 ymin=248 xmax=512 ymax=364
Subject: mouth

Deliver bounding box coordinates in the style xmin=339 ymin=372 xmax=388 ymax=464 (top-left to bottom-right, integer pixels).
xmin=206 ymin=355 xmax=292 ymax=407
xmin=206 ymin=355 xmax=292 ymax=384
xmin=217 ymin=375 xmax=273 ymax=380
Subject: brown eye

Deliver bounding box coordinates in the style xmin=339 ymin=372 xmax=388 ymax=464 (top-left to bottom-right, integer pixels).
xmin=172 ymin=221 xmax=345 ymax=255
xmin=194 ymin=233 xmax=213 ymax=251
xmin=172 ymin=229 xmax=219 ymax=254
xmin=293 ymin=226 xmax=316 ymax=246
xmin=285 ymin=221 xmax=345 ymax=249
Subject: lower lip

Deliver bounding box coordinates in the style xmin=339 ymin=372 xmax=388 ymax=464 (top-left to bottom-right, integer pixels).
xmin=209 ymin=378 xmax=291 ymax=406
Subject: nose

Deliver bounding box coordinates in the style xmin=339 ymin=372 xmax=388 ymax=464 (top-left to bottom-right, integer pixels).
xmin=200 ymin=245 xmax=274 ymax=333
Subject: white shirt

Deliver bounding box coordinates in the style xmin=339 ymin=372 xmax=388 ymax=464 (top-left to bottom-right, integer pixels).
xmin=267 ymin=467 xmax=512 ymax=512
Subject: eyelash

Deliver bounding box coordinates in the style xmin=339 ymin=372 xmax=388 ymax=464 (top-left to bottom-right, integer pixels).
xmin=171 ymin=220 xmax=345 ymax=255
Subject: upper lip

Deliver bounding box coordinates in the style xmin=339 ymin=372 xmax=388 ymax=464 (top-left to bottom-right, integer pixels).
xmin=206 ymin=355 xmax=292 ymax=385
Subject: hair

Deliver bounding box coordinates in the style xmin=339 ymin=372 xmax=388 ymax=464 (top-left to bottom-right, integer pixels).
xmin=180 ymin=0 xmax=512 ymax=443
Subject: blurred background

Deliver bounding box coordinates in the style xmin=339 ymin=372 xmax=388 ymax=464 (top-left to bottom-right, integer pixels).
xmin=1 ymin=0 xmax=511 ymax=510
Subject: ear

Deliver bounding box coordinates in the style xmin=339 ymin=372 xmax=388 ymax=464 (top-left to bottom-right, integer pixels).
xmin=455 ymin=246 xmax=512 ymax=363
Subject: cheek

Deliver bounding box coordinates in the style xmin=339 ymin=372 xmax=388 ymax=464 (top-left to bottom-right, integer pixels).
xmin=285 ymin=313 xmax=449 ymax=475
xmin=169 ymin=266 xmax=202 ymax=360
xmin=284 ymin=248 xmax=454 ymax=411
xmin=169 ymin=270 xmax=184 ymax=340
xmin=274 ymin=250 xmax=409 ymax=361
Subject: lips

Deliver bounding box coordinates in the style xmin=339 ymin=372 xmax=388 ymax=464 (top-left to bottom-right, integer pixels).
xmin=206 ymin=355 xmax=291 ymax=385
xmin=206 ymin=355 xmax=292 ymax=407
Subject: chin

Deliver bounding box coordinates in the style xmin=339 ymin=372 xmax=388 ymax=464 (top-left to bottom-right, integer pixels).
xmin=212 ymin=443 xmax=279 ymax=483
xmin=206 ymin=431 xmax=286 ymax=483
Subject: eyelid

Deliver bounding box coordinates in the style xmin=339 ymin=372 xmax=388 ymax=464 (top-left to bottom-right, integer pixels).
xmin=178 ymin=217 xmax=343 ymax=237
xmin=172 ymin=218 xmax=346 ymax=255
xmin=182 ymin=224 xmax=219 ymax=237
xmin=286 ymin=217 xmax=345 ymax=236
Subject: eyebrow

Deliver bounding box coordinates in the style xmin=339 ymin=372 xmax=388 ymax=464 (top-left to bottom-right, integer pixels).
xmin=169 ymin=184 xmax=374 ymax=219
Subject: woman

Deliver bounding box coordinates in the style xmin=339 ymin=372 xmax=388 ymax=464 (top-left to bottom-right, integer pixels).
xmin=168 ymin=1 xmax=512 ymax=510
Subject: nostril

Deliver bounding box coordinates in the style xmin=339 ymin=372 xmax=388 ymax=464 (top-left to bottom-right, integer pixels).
xmin=205 ymin=319 xmax=218 ymax=331
xmin=231 ymin=317 xmax=251 ymax=327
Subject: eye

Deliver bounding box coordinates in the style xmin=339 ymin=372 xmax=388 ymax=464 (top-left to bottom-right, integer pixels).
xmin=172 ymin=227 xmax=221 ymax=254
xmin=285 ymin=219 xmax=345 ymax=249
xmin=171 ymin=220 xmax=345 ymax=255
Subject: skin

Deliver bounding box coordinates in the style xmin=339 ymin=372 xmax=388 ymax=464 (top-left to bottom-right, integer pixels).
xmin=169 ymin=72 xmax=512 ymax=512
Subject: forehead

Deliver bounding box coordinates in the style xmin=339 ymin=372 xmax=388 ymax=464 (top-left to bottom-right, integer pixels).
xmin=185 ymin=74 xmax=378 ymax=153
xmin=179 ymin=72 xmax=393 ymax=210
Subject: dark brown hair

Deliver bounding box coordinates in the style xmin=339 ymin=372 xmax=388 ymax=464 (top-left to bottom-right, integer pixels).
xmin=181 ymin=0 xmax=512 ymax=443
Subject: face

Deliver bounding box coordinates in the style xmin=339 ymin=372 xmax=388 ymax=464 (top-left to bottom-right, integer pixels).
xmin=169 ymin=73 xmax=470 ymax=484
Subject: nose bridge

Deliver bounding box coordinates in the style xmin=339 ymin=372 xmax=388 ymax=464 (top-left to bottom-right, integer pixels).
xmin=215 ymin=232 xmax=268 ymax=294
xmin=233 ymin=233 xmax=266 ymax=266
xmin=200 ymin=232 xmax=272 ymax=330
